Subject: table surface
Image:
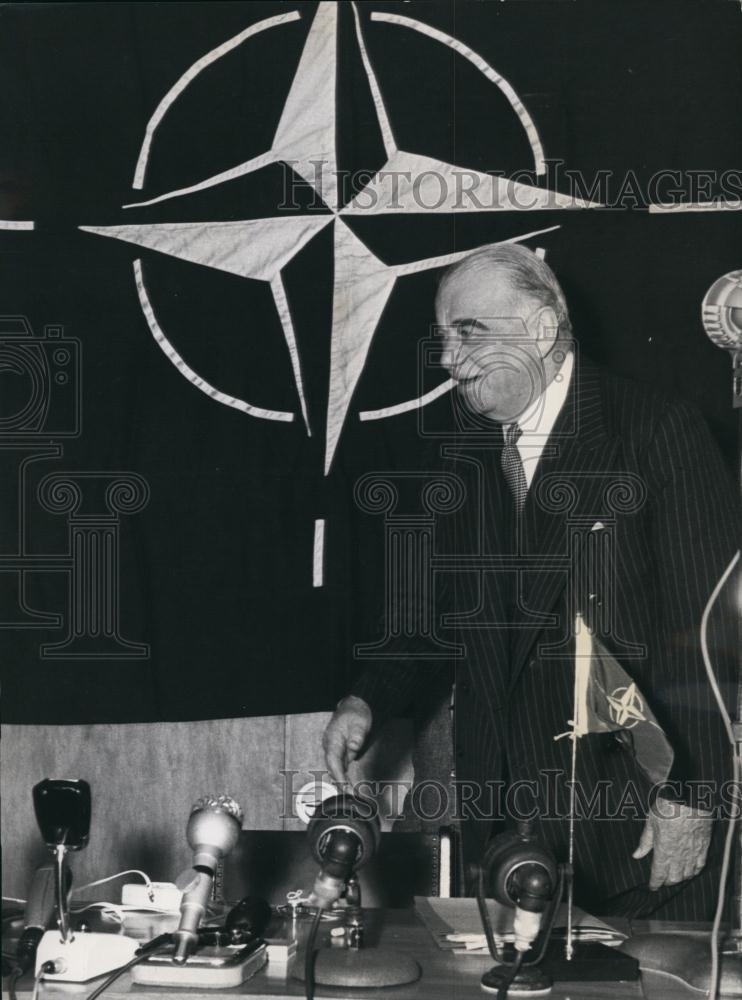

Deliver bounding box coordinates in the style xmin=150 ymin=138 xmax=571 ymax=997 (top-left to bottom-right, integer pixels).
xmin=4 ymin=909 xmax=721 ymax=1000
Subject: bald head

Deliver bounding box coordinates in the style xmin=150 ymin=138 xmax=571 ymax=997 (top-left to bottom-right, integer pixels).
xmin=435 ymin=244 xmax=571 ymax=337
xmin=435 ymin=244 xmax=572 ymax=423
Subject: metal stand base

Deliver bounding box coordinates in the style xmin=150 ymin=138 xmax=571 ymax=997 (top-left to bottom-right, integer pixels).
xmin=293 ymin=947 xmax=421 ymax=988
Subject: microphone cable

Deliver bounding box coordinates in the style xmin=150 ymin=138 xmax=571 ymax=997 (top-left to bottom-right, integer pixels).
xmin=700 ymin=549 xmax=740 ymax=1000
xmin=82 ymin=934 xmax=174 ymax=1000
xmin=495 ymin=951 xmax=524 ymax=1000
xmin=6 ymin=967 xmax=22 ymax=1000
xmin=303 ymin=906 xmax=323 ymax=1000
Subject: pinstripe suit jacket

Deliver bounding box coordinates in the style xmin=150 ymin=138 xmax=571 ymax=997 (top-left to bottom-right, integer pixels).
xmin=352 ymin=358 xmax=739 ymax=900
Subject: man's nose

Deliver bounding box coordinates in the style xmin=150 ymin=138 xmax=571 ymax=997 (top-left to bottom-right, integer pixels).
xmin=439 ymin=332 xmax=460 ymax=371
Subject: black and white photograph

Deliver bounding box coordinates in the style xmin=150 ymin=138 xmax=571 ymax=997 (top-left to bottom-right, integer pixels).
xmin=1 ymin=2 xmax=741 ymax=998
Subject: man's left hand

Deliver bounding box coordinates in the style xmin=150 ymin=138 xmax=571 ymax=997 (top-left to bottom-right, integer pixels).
xmin=632 ymin=802 xmax=713 ymax=890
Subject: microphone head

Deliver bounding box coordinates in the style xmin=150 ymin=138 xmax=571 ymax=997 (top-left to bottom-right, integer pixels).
xmin=702 ymin=270 xmax=742 ymax=352
xmin=480 ymin=825 xmax=557 ymax=908
xmin=307 ymin=794 xmax=381 ymax=871
xmin=186 ymin=794 xmax=243 ymax=866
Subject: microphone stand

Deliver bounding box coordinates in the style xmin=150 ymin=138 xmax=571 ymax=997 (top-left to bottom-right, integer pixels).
xmin=293 ymin=875 xmax=421 ymax=989
xmin=720 ymin=354 xmax=742 ymax=981
xmin=622 ymin=277 xmax=742 ymax=998
xmin=52 ymin=845 xmax=72 ymax=943
xmin=705 ymin=281 xmax=742 ymax=993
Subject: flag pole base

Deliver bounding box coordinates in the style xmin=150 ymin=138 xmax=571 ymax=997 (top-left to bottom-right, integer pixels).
xmin=541 ymin=939 xmax=639 ymax=982
xmin=480 ymin=963 xmax=552 ymax=995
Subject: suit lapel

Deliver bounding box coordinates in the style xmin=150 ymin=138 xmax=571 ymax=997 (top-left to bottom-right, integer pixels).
xmin=508 ymin=358 xmax=619 ymax=690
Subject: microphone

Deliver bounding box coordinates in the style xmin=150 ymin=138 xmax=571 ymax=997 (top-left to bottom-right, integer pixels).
xmin=479 ymin=821 xmax=557 ymax=952
xmin=32 ymin=779 xmax=91 ymax=943
xmin=306 ymin=795 xmax=380 ymax=909
xmin=701 ymin=270 xmax=742 ymax=406
xmin=224 ymin=895 xmax=271 ymax=940
xmin=13 ymin=862 xmax=60 ymax=974
xmin=172 ymin=795 xmax=244 ymax=965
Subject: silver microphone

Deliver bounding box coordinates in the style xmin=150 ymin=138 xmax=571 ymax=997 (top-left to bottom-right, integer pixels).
xmin=172 ymin=795 xmax=244 ymax=964
xmin=701 ymin=270 xmax=742 ymax=407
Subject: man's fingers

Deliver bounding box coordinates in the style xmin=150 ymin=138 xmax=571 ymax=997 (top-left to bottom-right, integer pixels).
xmin=323 ymin=731 xmax=349 ymax=785
xmin=632 ymin=821 xmax=654 ymax=860
xmin=640 ymin=808 xmax=713 ymax=891
xmin=346 ymin=723 xmax=368 ymax=753
xmin=666 ymin=860 xmax=686 ymax=886
xmin=322 ymin=698 xmax=373 ymax=788
xmin=695 ymin=832 xmax=712 ymax=867
xmin=648 ymin=854 xmax=670 ymax=891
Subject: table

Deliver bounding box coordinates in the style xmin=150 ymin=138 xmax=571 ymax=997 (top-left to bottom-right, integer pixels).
xmin=3 ymin=909 xmax=722 ymax=1000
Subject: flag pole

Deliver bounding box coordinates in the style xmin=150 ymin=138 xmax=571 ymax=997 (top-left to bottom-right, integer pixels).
xmin=564 ymin=611 xmax=592 ymax=962
xmin=565 ymin=708 xmax=578 ymax=962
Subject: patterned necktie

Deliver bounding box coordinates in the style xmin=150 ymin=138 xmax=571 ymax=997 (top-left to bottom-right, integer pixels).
xmin=501 ymin=423 xmax=527 ymax=515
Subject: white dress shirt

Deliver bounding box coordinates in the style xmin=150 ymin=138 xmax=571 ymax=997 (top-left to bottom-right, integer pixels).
xmin=507 ymin=349 xmax=574 ymax=489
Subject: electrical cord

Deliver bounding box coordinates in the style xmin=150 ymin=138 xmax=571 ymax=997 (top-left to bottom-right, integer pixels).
xmin=82 ymin=936 xmax=173 ymax=1000
xmin=303 ymin=906 xmax=323 ymax=1000
xmin=699 ymin=549 xmax=740 ymax=1000
xmin=496 ymin=951 xmax=524 ymax=1000
xmin=7 ymin=968 xmax=21 ymax=1000
xmin=82 ymin=953 xmax=157 ymax=1000
xmin=29 ymin=967 xmax=47 ymax=1000
xmin=70 ymin=870 xmax=153 ymax=902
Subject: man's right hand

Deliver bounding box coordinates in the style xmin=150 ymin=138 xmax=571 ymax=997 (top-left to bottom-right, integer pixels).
xmin=322 ymin=695 xmax=373 ymax=785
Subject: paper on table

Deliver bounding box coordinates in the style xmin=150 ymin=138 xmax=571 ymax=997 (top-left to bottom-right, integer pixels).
xmin=414 ymin=896 xmax=626 ymax=953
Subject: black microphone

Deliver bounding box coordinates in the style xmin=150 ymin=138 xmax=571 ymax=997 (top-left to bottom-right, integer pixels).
xmin=172 ymin=795 xmax=244 ymax=964
xmin=13 ymin=862 xmax=63 ymax=974
xmin=31 ymin=778 xmax=90 ymax=944
xmin=192 ymin=896 xmax=273 ymax=948
xmin=306 ymin=795 xmax=380 ymax=909
xmin=224 ymin=896 xmax=271 ymax=940
xmin=479 ymin=820 xmax=557 ymax=953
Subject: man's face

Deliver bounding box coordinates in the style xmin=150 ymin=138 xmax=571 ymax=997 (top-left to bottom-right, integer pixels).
xmin=436 ymin=265 xmax=556 ymax=424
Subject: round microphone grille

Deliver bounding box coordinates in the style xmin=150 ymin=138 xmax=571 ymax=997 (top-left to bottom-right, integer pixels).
xmin=701 ymin=270 xmax=742 ymax=351
xmin=192 ymin=794 xmax=244 ymax=824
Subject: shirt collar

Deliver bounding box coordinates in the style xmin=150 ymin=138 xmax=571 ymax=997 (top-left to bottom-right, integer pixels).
xmin=510 ymin=348 xmax=574 ymax=439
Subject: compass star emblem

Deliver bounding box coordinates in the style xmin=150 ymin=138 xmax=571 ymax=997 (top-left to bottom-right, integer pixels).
xmin=80 ymin=1 xmax=598 ymax=475
xmin=606 ymin=684 xmax=646 ymax=728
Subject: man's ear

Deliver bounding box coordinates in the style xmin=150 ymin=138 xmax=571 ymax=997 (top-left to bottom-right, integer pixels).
xmin=535 ymin=306 xmax=559 ymax=357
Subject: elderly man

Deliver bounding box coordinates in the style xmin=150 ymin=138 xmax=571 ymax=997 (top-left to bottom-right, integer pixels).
xmin=323 ymin=244 xmax=738 ymax=919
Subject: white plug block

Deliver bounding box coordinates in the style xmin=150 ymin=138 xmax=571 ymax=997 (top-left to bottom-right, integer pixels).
xmin=121 ymin=881 xmax=182 ymax=911
xmin=35 ymin=930 xmax=139 ymax=981
xmin=512 ymin=907 xmax=543 ymax=953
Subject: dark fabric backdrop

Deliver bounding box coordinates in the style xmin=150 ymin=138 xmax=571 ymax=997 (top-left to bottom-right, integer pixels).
xmin=1 ymin=1 xmax=740 ymax=723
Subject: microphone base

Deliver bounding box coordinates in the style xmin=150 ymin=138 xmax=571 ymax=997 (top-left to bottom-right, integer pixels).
xmin=131 ymin=943 xmax=267 ymax=989
xmin=293 ymin=946 xmax=421 ymax=988
xmin=481 ymin=963 xmax=552 ymax=995
xmin=622 ymin=932 xmax=742 ymax=996
xmin=35 ymin=931 xmax=139 ymax=981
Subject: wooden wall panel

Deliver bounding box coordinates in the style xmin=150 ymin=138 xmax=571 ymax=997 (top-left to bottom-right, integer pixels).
xmin=1 ymin=713 xmax=418 ymax=901
xmin=1 ymin=716 xmax=285 ymax=899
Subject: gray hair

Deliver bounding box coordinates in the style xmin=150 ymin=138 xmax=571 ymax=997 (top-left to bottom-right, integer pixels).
xmin=435 ymin=243 xmax=572 ymax=336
